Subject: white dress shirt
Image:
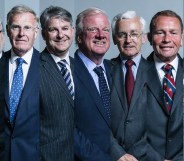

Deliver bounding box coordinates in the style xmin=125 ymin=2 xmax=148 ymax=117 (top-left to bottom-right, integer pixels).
xmin=50 ymin=51 xmax=75 ymax=90
xmin=9 ymin=48 xmax=33 ymax=93
xmin=154 ymin=54 xmax=178 ymax=85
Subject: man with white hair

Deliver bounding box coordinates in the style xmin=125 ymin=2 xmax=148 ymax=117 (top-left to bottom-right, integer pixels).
xmin=110 ymin=11 xmax=148 ymax=161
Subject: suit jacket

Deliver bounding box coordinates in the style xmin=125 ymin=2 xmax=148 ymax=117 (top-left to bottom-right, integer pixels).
xmin=146 ymin=52 xmax=183 ymax=161
xmin=0 ymin=53 xmax=5 ymax=161
xmin=74 ymin=50 xmax=112 ymax=161
xmin=40 ymin=48 xmax=74 ymax=161
xmin=3 ymin=49 xmax=40 ymax=161
xmin=110 ymin=55 xmax=148 ymax=161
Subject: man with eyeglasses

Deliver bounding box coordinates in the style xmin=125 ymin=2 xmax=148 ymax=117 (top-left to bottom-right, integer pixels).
xmin=74 ymin=7 xmax=112 ymax=161
xmin=110 ymin=11 xmax=148 ymax=161
xmin=146 ymin=10 xmax=183 ymax=161
xmin=0 ymin=20 xmax=5 ymax=59
xmin=0 ymin=5 xmax=40 ymax=161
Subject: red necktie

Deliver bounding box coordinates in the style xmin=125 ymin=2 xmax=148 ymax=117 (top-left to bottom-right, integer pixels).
xmin=125 ymin=60 xmax=135 ymax=107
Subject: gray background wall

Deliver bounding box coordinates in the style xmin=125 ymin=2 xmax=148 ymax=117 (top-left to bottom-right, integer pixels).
xmin=1 ymin=0 xmax=183 ymax=59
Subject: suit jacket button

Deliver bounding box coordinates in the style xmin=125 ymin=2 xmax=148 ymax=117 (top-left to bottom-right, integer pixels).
xmin=168 ymin=139 xmax=172 ymax=142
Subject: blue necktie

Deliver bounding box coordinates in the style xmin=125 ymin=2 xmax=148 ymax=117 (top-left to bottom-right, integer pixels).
xmin=162 ymin=64 xmax=176 ymax=112
xmin=58 ymin=60 xmax=74 ymax=99
xmin=94 ymin=66 xmax=111 ymax=119
xmin=9 ymin=58 xmax=24 ymax=126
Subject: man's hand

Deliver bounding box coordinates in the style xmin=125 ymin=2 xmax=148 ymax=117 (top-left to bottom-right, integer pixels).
xmin=117 ymin=154 xmax=138 ymax=161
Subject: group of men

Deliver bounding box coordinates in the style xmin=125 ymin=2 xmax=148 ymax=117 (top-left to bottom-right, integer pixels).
xmin=0 ymin=4 xmax=183 ymax=161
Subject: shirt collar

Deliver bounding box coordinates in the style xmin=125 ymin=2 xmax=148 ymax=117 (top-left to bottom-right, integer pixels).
xmin=120 ymin=53 xmax=141 ymax=67
xmin=78 ymin=49 xmax=106 ymax=73
xmin=154 ymin=53 xmax=178 ymax=72
xmin=50 ymin=51 xmax=70 ymax=66
xmin=10 ymin=47 xmax=33 ymax=65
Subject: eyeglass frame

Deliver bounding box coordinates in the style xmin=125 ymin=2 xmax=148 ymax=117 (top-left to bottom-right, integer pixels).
xmin=7 ymin=24 xmax=39 ymax=32
xmin=115 ymin=31 xmax=143 ymax=40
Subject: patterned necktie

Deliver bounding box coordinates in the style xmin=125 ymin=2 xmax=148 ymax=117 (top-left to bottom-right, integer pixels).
xmin=9 ymin=58 xmax=24 ymax=126
xmin=94 ymin=66 xmax=111 ymax=119
xmin=125 ymin=59 xmax=135 ymax=107
xmin=58 ymin=60 xmax=74 ymax=99
xmin=162 ymin=64 xmax=176 ymax=112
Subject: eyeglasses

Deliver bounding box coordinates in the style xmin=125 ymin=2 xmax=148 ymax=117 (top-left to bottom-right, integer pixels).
xmin=86 ymin=27 xmax=110 ymax=33
xmin=8 ymin=24 xmax=38 ymax=32
xmin=116 ymin=32 xmax=142 ymax=40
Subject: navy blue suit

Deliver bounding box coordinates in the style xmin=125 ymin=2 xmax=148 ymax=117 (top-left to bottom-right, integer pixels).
xmin=3 ymin=49 xmax=40 ymax=161
xmin=74 ymin=50 xmax=112 ymax=161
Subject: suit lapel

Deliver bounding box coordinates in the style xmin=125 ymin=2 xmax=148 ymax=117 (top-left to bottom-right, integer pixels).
xmin=129 ymin=58 xmax=147 ymax=109
xmin=147 ymin=61 xmax=169 ymax=115
xmin=111 ymin=56 xmax=128 ymax=114
xmin=74 ymin=51 xmax=111 ymax=127
xmin=41 ymin=48 xmax=73 ymax=104
xmin=170 ymin=56 xmax=183 ymax=114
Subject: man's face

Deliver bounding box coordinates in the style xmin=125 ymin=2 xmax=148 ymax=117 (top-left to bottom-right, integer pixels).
xmin=78 ymin=13 xmax=110 ymax=61
xmin=113 ymin=17 xmax=146 ymax=59
xmin=148 ymin=16 xmax=183 ymax=63
xmin=42 ymin=17 xmax=74 ymax=57
xmin=0 ymin=23 xmax=4 ymax=53
xmin=7 ymin=12 xmax=38 ymax=56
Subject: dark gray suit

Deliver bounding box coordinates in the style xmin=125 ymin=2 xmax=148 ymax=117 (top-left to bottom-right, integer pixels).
xmin=146 ymin=53 xmax=183 ymax=161
xmin=110 ymin=55 xmax=148 ymax=161
xmin=40 ymin=48 xmax=74 ymax=161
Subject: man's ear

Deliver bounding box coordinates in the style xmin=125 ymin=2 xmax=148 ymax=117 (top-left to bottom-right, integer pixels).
xmin=147 ymin=32 xmax=153 ymax=46
xmin=112 ymin=35 xmax=117 ymax=45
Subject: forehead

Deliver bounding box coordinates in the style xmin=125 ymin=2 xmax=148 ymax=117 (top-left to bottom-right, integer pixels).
xmin=10 ymin=12 xmax=36 ymax=24
xmin=154 ymin=16 xmax=181 ymax=28
xmin=83 ymin=13 xmax=109 ymax=27
xmin=116 ymin=17 xmax=142 ymax=31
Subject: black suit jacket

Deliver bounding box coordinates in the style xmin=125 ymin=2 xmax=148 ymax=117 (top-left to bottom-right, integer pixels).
xmin=3 ymin=49 xmax=40 ymax=161
xmin=40 ymin=48 xmax=74 ymax=161
xmin=110 ymin=55 xmax=148 ymax=161
xmin=74 ymin=49 xmax=112 ymax=161
xmin=146 ymin=52 xmax=183 ymax=161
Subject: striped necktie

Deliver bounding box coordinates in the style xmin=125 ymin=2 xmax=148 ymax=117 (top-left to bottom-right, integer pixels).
xmin=162 ymin=64 xmax=176 ymax=112
xmin=9 ymin=58 xmax=24 ymax=126
xmin=58 ymin=60 xmax=74 ymax=99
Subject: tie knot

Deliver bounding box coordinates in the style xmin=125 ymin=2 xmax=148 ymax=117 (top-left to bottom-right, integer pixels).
xmin=163 ymin=64 xmax=173 ymax=73
xmin=125 ymin=59 xmax=134 ymax=68
xmin=58 ymin=59 xmax=67 ymax=68
xmin=16 ymin=58 xmax=24 ymax=66
xmin=94 ymin=66 xmax=104 ymax=76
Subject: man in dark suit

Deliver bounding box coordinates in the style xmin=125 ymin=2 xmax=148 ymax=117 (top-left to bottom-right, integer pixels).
xmin=74 ymin=7 xmax=112 ymax=161
xmin=146 ymin=10 xmax=183 ymax=161
xmin=0 ymin=20 xmax=5 ymax=59
xmin=1 ymin=5 xmax=40 ymax=161
xmin=110 ymin=11 xmax=148 ymax=161
xmin=39 ymin=6 xmax=74 ymax=161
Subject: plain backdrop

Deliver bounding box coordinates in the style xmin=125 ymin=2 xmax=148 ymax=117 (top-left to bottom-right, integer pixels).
xmin=1 ymin=0 xmax=183 ymax=59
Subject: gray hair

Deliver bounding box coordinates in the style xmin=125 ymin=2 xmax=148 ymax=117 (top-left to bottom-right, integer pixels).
xmin=7 ymin=5 xmax=39 ymax=26
xmin=0 ymin=20 xmax=4 ymax=32
xmin=40 ymin=6 xmax=73 ymax=30
xmin=111 ymin=11 xmax=147 ymax=36
xmin=75 ymin=7 xmax=110 ymax=45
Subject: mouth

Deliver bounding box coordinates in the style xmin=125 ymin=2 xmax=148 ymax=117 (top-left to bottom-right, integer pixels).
xmin=123 ymin=45 xmax=134 ymax=49
xmin=94 ymin=41 xmax=106 ymax=45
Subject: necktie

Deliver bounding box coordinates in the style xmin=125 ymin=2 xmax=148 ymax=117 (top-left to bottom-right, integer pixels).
xmin=125 ymin=59 xmax=135 ymax=107
xmin=94 ymin=66 xmax=111 ymax=119
xmin=162 ymin=64 xmax=176 ymax=112
xmin=9 ymin=58 xmax=24 ymax=126
xmin=58 ymin=60 xmax=74 ymax=99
